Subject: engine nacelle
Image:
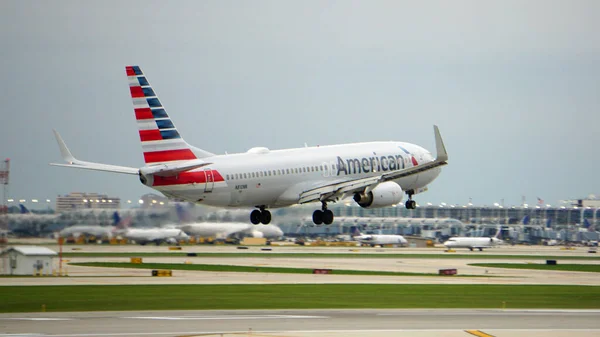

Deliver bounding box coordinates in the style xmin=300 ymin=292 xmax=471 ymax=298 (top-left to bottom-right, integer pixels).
xmin=353 ymin=181 xmax=403 ymax=208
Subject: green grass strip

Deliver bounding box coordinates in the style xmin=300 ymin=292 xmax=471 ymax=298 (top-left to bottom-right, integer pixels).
xmin=470 ymin=263 xmax=600 ymax=273
xmin=1 ymin=284 xmax=598 ymax=312
xmin=71 ymin=262 xmax=466 ymax=277
xmin=61 ymin=252 xmax=600 ymax=260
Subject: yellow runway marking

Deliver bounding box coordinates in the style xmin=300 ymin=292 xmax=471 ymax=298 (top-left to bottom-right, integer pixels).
xmin=465 ymin=330 xmax=495 ymax=337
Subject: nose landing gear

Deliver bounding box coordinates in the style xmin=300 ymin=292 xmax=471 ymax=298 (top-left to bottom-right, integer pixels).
xmin=405 ymin=190 xmax=416 ymax=209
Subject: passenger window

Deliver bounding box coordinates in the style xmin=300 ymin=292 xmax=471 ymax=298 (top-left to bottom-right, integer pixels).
xmin=286 ymin=169 xmax=290 ymax=174
xmin=252 ymin=172 xmax=255 ymax=178
xmin=243 ymin=173 xmax=247 ymax=179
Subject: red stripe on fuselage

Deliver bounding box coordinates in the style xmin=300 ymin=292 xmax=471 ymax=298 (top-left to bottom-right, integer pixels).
xmin=144 ymin=149 xmax=197 ymax=163
xmin=153 ymin=170 xmax=224 ymax=186
xmin=130 ymin=86 xmax=144 ymax=98
xmin=126 ymin=66 xmax=136 ymax=76
xmin=135 ymin=108 xmax=154 ymax=120
xmin=139 ymin=129 xmax=162 ymax=142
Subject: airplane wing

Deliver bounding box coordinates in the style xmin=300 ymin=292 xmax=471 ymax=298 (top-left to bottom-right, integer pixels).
xmin=299 ymin=125 xmax=448 ymax=204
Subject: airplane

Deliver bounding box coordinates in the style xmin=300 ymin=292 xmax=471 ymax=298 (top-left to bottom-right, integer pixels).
xmin=8 ymin=204 xmax=59 ymax=222
xmin=117 ymin=227 xmax=189 ymax=246
xmin=442 ymin=227 xmax=503 ymax=251
xmin=171 ymin=203 xmax=284 ymax=239
xmin=50 ymin=65 xmax=449 ymax=226
xmin=180 ymin=222 xmax=283 ymax=240
xmin=354 ymin=233 xmax=408 ymax=247
xmin=57 ymin=210 xmax=121 ymax=239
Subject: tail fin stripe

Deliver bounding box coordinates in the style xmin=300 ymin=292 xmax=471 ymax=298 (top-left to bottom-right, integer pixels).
xmin=144 ymin=149 xmax=196 ymax=163
xmin=126 ymin=67 xmax=136 ymax=76
xmin=129 ymin=86 xmax=145 ymax=98
xmin=147 ymin=98 xmax=162 ymax=108
xmin=156 ymin=120 xmax=175 ymax=129
xmin=151 ymin=109 xmax=168 ymax=118
xmin=138 ymin=120 xmax=158 ymax=130
xmin=160 ymin=130 xmax=181 ymax=140
xmin=139 ymin=130 xmax=163 ymax=142
xmin=135 ymin=108 xmax=154 ymax=120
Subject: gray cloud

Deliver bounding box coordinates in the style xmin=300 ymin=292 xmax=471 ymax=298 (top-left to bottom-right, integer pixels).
xmin=1 ymin=0 xmax=598 ymax=208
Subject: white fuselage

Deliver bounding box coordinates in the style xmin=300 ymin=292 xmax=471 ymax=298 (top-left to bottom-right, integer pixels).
xmin=443 ymin=237 xmax=502 ymax=250
xmin=180 ymin=222 xmax=283 ymax=239
xmin=119 ymin=228 xmax=189 ymax=245
xmin=58 ymin=225 xmax=114 ymax=238
xmin=146 ymin=141 xmax=440 ymax=208
xmin=356 ymin=234 xmax=408 ymax=246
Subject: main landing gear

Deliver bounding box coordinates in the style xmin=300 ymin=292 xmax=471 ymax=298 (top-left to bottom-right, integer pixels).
xmin=312 ymin=202 xmax=334 ymax=225
xmin=250 ymin=206 xmax=271 ymax=225
xmin=405 ymin=190 xmax=416 ymax=209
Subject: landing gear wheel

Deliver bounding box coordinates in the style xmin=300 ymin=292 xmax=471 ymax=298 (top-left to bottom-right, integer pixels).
xmin=250 ymin=210 xmax=261 ymax=225
xmin=404 ymin=200 xmax=416 ymax=209
xmin=323 ymin=209 xmax=334 ymax=225
xmin=312 ymin=210 xmax=324 ymax=225
xmin=260 ymin=210 xmax=272 ymax=225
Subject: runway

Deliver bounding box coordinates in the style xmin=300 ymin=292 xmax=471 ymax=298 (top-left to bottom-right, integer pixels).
xmin=1 ymin=244 xmax=598 ymax=286
xmin=1 ymin=309 xmax=599 ymax=337
xmin=1 ymin=243 xmax=599 ymax=336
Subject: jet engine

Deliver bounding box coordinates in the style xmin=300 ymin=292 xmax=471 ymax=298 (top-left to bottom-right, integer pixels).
xmin=353 ymin=181 xmax=403 ymax=208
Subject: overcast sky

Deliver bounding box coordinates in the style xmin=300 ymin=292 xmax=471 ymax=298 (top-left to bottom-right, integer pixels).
xmin=1 ymin=0 xmax=598 ymax=209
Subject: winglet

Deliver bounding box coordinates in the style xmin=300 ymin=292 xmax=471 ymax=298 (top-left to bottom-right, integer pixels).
xmin=433 ymin=125 xmax=448 ymax=162
xmin=53 ymin=129 xmax=77 ymax=164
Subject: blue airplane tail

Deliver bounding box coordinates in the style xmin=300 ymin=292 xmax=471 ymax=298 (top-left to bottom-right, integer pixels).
xmin=112 ymin=211 xmax=121 ymax=226
xmin=175 ymin=203 xmax=193 ymax=223
xmin=19 ymin=204 xmax=30 ymax=214
xmin=521 ymin=215 xmax=530 ymax=225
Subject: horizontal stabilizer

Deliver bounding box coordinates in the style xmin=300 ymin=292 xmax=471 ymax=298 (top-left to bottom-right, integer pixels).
xmin=50 ymin=130 xmax=139 ymax=175
xmin=139 ymin=160 xmax=213 ymax=177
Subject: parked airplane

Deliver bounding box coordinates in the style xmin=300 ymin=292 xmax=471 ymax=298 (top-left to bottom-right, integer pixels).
xmin=51 ymin=65 xmax=448 ymax=226
xmin=354 ymin=233 xmax=408 ymax=247
xmin=57 ymin=210 xmax=121 ymax=239
xmin=8 ymin=204 xmax=59 ymax=222
xmin=443 ymin=227 xmax=503 ymax=251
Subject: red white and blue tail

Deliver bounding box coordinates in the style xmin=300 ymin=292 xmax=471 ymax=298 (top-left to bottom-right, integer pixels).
xmin=126 ymin=65 xmax=214 ymax=165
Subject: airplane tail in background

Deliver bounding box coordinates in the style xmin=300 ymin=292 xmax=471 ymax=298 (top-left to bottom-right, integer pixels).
xmin=584 ymin=219 xmax=594 ymax=231
xmin=126 ymin=65 xmax=214 ymax=165
xmin=112 ymin=211 xmax=121 ymax=226
xmin=521 ymin=215 xmax=531 ymax=225
xmin=19 ymin=204 xmax=30 ymax=214
xmin=175 ymin=203 xmax=193 ymax=223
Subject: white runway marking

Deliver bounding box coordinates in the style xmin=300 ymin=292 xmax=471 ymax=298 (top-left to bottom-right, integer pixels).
xmin=4 ymin=329 xmax=600 ymax=337
xmin=0 ymin=318 xmax=73 ymax=321
xmin=122 ymin=314 xmax=328 ymax=320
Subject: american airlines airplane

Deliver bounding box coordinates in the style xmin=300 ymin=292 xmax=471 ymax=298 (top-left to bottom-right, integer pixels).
xmin=51 ymin=66 xmax=449 ymax=226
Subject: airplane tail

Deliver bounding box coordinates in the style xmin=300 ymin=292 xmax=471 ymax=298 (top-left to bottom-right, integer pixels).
xmin=19 ymin=204 xmax=30 ymax=214
xmin=521 ymin=215 xmax=530 ymax=225
xmin=175 ymin=203 xmax=193 ymax=223
xmin=126 ymin=66 xmax=214 ymax=165
xmin=584 ymin=218 xmax=594 ymax=232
